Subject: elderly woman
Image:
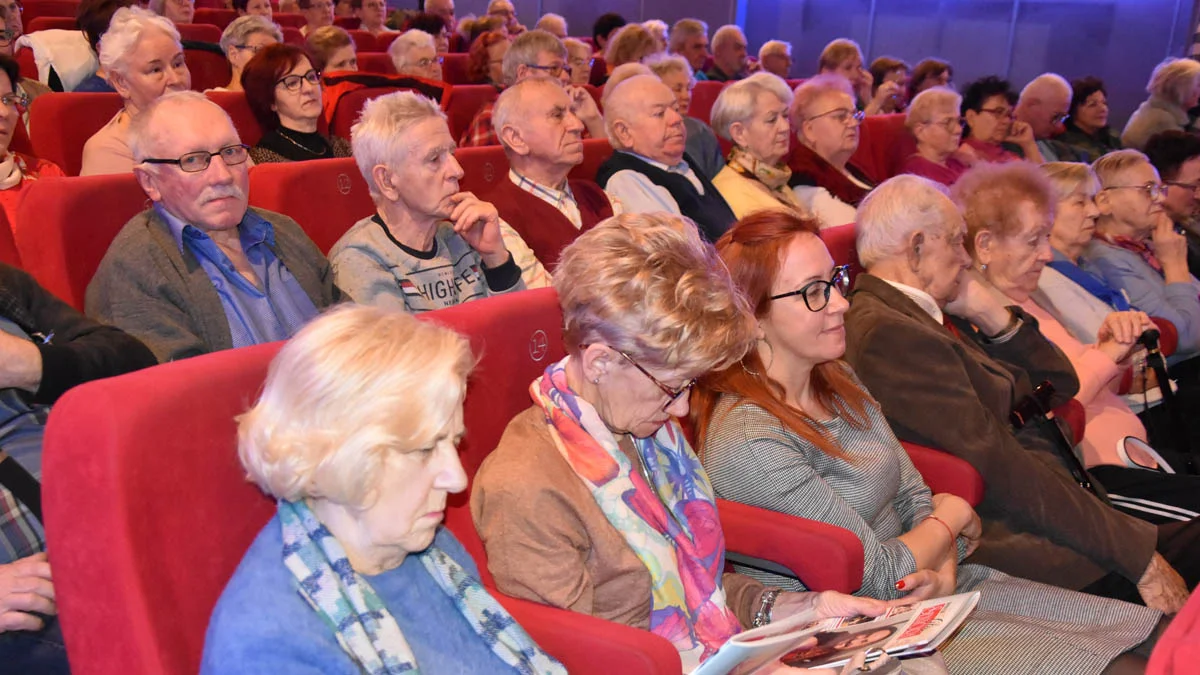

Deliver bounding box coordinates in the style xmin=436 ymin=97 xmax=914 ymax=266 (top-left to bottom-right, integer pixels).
xmin=1122 ymin=58 xmax=1200 ymax=151
xmin=563 ymin=38 xmax=592 ymax=86
xmin=306 ymin=25 xmax=358 ymax=72
xmin=604 ymin=23 xmax=660 ymax=73
xmin=242 ymin=43 xmax=351 ymax=163
xmin=960 ymin=76 xmax=1039 ymax=164
xmin=297 ymin=0 xmax=333 ymax=37
xmin=907 ymin=59 xmax=952 ymax=101
xmin=81 ymin=6 xmax=190 ymax=176
xmin=466 ymin=29 xmax=507 ymax=86
xmin=711 ymin=72 xmax=805 ymax=218
xmin=0 ymin=55 xmax=62 ymax=226
xmin=842 ymin=173 xmax=1197 ymax=613
xmin=642 ymin=19 xmax=668 ymax=51
xmin=695 ymin=209 xmax=1164 ymax=674
xmin=644 ymin=53 xmax=724 ymax=180
xmin=1058 ymin=76 xmax=1123 ymax=162
xmin=214 ymin=15 xmax=281 ymax=92
xmin=901 ymin=87 xmax=969 ymax=186
xmin=869 ymin=56 xmax=909 ymax=113
xmin=389 ymin=29 xmax=443 ymax=80
xmin=470 ymin=212 xmax=895 ymax=674
xmin=200 ymin=305 xmax=565 ymax=674
xmin=788 ymin=75 xmax=875 ymax=228
xmin=817 ymin=38 xmax=897 ymax=116
xmin=233 ymin=0 xmax=272 ymax=19
xmin=148 ymin=0 xmax=194 ymax=26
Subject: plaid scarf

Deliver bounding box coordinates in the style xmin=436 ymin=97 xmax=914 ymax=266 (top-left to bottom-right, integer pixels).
xmin=279 ymin=499 xmax=565 ymax=675
xmin=1094 ymin=232 xmax=1163 ymax=274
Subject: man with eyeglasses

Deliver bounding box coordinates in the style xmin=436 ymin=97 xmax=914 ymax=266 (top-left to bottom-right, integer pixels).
xmin=87 ymin=92 xmax=338 ymax=363
xmin=1145 ymin=130 xmax=1200 ymax=278
xmin=1014 ymin=73 xmax=1085 ymax=163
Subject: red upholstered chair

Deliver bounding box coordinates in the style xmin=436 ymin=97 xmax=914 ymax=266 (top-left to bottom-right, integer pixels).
xmin=192 ymin=7 xmax=237 ymax=29
xmin=441 ymin=52 xmax=471 ymax=84
xmin=569 ymin=137 xmax=614 ymax=183
xmin=15 ymin=47 xmax=37 ymax=80
xmin=194 ymin=0 xmax=226 ymax=9
xmin=26 ymin=15 xmax=77 ymax=32
xmin=274 ymin=12 xmax=306 ymax=28
xmin=444 ymin=83 xmax=499 ymax=142
xmin=1151 ymin=317 xmax=1178 ymax=357
xmin=849 ymin=113 xmax=913 ymax=184
xmin=14 ymin=174 xmax=148 ymax=310
xmin=20 ymin=0 xmax=79 ymax=24
xmin=687 ymin=81 xmax=725 ymax=124
xmin=334 ymin=15 xmax=359 ymax=29
xmin=247 ymin=157 xmax=374 ymax=253
xmin=174 ymin=22 xmax=223 ymax=43
xmin=327 ymin=84 xmax=397 ymax=139
xmin=583 ymin=83 xmax=601 ymax=109
xmin=280 ymin=25 xmax=304 ymax=44
xmin=9 ymin=111 xmax=33 ymax=156
xmin=346 ymin=29 xmax=376 ymax=51
xmin=357 ymin=51 xmax=395 ymax=74
xmin=588 ymin=55 xmax=605 ymax=86
xmin=376 ymin=32 xmax=399 ymax=51
xmin=184 ymin=48 xmax=233 ymax=91
xmin=818 ymin=222 xmax=862 ymax=283
xmin=0 ymin=207 xmax=22 ymax=267
xmin=28 ymin=92 xmax=124 ymax=176
xmin=901 ymin=442 xmax=985 ymax=507
xmin=1147 ymin=586 xmax=1200 ymax=674
xmin=455 ymin=144 xmax=509 ymax=195
xmin=205 ymin=89 xmax=264 ymax=146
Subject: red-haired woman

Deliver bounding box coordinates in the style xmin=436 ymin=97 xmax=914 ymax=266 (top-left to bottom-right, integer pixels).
xmin=242 ymin=43 xmax=351 ymax=164
xmin=693 ymin=210 xmax=1164 ymax=674
xmin=466 ymin=29 xmax=508 ymax=86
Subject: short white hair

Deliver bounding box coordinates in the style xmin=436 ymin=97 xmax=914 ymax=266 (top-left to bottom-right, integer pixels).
xmin=643 ymin=52 xmax=692 ymax=82
xmin=387 ymin=29 xmax=434 ymax=73
xmin=856 ymin=174 xmax=960 ymax=269
xmin=219 ymin=15 xmax=282 ymax=54
xmin=601 ymin=62 xmax=652 ymax=113
xmin=905 ymin=86 xmax=962 ymax=132
xmin=1019 ymin=73 xmax=1071 ymax=106
xmin=493 ymin=77 xmax=563 ymax=150
xmin=790 ymin=73 xmax=854 ymax=125
xmin=99 ymin=6 xmax=182 ymax=77
xmin=758 ymin=40 xmax=791 ymax=61
xmin=711 ymin=24 xmax=745 ymax=52
xmin=603 ymin=73 xmax=661 ymax=149
xmin=502 ymin=29 xmax=566 ymax=86
xmin=643 ymin=19 xmax=668 ymax=43
xmin=1093 ymin=148 xmax=1154 ymax=187
xmin=710 ymin=72 xmax=794 ymax=141
xmin=1146 ymin=58 xmax=1200 ymax=107
xmin=668 ymin=18 xmax=707 ymax=53
xmin=534 ymin=13 xmax=566 ymax=36
xmin=563 ymin=37 xmax=590 ymax=60
xmin=129 ymin=90 xmax=234 ymax=161
xmin=238 ymin=304 xmax=474 ymax=508
xmin=351 ymin=90 xmax=447 ymax=199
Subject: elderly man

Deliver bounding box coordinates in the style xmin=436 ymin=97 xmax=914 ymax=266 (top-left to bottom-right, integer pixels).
xmin=487 ymin=78 xmax=617 ymax=269
xmin=1014 ymin=73 xmax=1082 ymax=162
xmin=297 ymin=0 xmax=332 ymax=36
xmin=534 ymin=12 xmax=567 ymax=39
xmin=1146 ymin=130 xmax=1200 ymax=276
xmin=596 ymin=74 xmax=734 ymax=242
xmin=759 ymin=39 xmax=792 ymax=79
xmin=86 ymin=92 xmax=336 ymax=362
xmin=668 ymin=18 xmax=709 ymax=81
xmin=388 ymin=29 xmax=442 ymax=80
xmin=459 ymin=30 xmax=603 ymax=147
xmin=705 ymin=24 xmax=748 ymax=82
xmin=487 ymin=0 xmax=522 ymax=36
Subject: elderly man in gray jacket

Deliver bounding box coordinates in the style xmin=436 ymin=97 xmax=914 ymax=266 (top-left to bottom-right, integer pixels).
xmin=86 ymin=91 xmax=338 ymax=363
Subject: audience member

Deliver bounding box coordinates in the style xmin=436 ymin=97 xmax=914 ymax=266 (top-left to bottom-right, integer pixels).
xmin=148 ymin=0 xmax=195 ymax=26
xmin=869 ymin=56 xmax=909 ymax=113
xmin=817 ymin=38 xmax=895 ymax=116
xmin=458 ymin=14 xmax=503 ymax=50
xmin=215 ymin=15 xmax=281 ymax=92
xmin=402 ymin=12 xmax=450 ymax=52
xmin=0 ymin=264 xmax=156 ymax=675
xmin=843 ymin=173 xmax=1195 ymax=611
xmin=233 ymin=0 xmax=272 ymax=19
xmin=563 ymin=38 xmax=592 ymax=86
xmin=668 ymin=18 xmax=709 ymax=81
xmin=424 ymin=0 xmax=461 ymax=51
xmin=591 ymin=12 xmax=626 ymax=55
xmin=758 ymin=40 xmax=791 ymax=79
xmin=488 ymin=78 xmax=616 ymax=269
xmin=1015 ymin=73 xmax=1082 ymax=162
xmin=486 ymin=0 xmax=522 ymax=37
xmin=333 ymin=0 xmax=352 ymax=20
xmin=81 ymin=7 xmax=190 ymax=176
xmin=960 ymin=75 xmax=1038 ymax=162
xmin=902 ymin=87 xmax=969 ymax=186
xmin=466 ymin=29 xmax=507 ymax=86
xmin=597 ymin=74 xmax=735 ymax=242
xmin=710 ymin=72 xmax=805 ymax=219
xmin=87 ymin=92 xmax=336 ymax=362
xmin=907 ymin=58 xmax=952 ymax=101
xmin=788 ymin=75 xmax=874 ymax=228
xmin=354 ymin=0 xmax=393 ymax=37
xmin=0 ymin=0 xmax=20 ymax=41
xmin=389 ymin=29 xmax=442 ymax=80
xmin=642 ymin=19 xmax=667 ymax=51
xmin=73 ymin=0 xmax=138 ymax=94
xmin=644 ymin=53 xmax=724 ymax=179
xmin=306 ymin=25 xmax=357 ymax=72
xmin=534 ymin=12 xmax=567 ymax=39
xmin=331 ymin=91 xmax=539 ymax=312
xmin=1123 ymin=58 xmax=1200 ymax=150
xmin=297 ymin=0 xmax=333 ymax=37
xmin=0 ymin=10 xmax=48 ymax=108
xmin=0 ymin=56 xmax=63 ymax=226
xmin=243 ymin=44 xmax=350 ymax=163
xmin=604 ymin=23 xmax=659 ymax=73
xmin=706 ymin=24 xmax=748 ymax=82
xmin=1057 ymin=76 xmax=1123 ymax=162
xmin=1145 ymin=130 xmax=1200 ymax=276
xmin=471 ymin=213 xmax=892 ymax=674
xmin=200 ymin=304 xmax=565 ymax=674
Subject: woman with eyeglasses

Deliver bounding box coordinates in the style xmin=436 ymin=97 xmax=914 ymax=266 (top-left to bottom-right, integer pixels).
xmin=1057 ymin=77 xmax=1123 ymax=162
xmin=214 ymin=15 xmax=281 ymax=93
xmin=242 ymin=43 xmax=351 ymax=164
xmin=564 ymin=38 xmax=593 ymax=87
xmin=959 ymin=76 xmax=1042 ymax=165
xmin=901 ymin=87 xmax=970 ymax=187
xmin=695 ymin=208 xmax=1165 ymax=675
xmin=0 ymin=54 xmax=61 ymax=227
xmin=389 ymin=29 xmax=443 ymax=81
xmin=0 ymin=9 xmax=48 ymax=109
xmin=466 ymin=29 xmax=508 ymax=86
xmin=787 ymin=75 xmax=876 ymax=229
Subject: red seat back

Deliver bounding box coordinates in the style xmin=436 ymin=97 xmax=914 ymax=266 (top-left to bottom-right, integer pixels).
xmin=444 ymin=83 xmax=497 ymax=143
xmin=818 ymin=222 xmax=862 ymax=283
xmin=26 ymin=16 xmax=77 ymax=32
xmin=192 ymin=7 xmax=236 ymax=29
xmin=456 ymin=144 xmax=508 ymax=196
xmin=357 ymin=52 xmax=395 ymax=74
xmin=333 ymin=15 xmax=359 ymax=30
xmin=247 ymin=156 xmax=374 ymax=253
xmin=14 ymin=174 xmax=148 ymax=310
xmin=687 ymin=80 xmax=725 ymax=124
xmin=274 ymin=13 xmax=305 ymax=28
xmin=15 ymin=47 xmax=37 ymax=81
xmin=328 ymin=85 xmax=396 ymax=139
xmin=346 ymin=29 xmax=375 ymax=51
xmin=850 ymin=113 xmax=913 ymax=184
xmin=588 ymin=55 xmax=605 ymax=86
xmin=1148 ymin=587 xmax=1200 ymax=674
xmin=29 ymin=91 xmax=124 ymax=176
xmin=280 ymin=25 xmax=304 ymax=45
xmin=184 ymin=48 xmax=232 ymax=91
xmin=441 ymin=52 xmax=471 ymax=85
xmin=205 ymin=89 xmax=263 ymax=146
xmin=901 ymin=442 xmax=985 ymax=507
xmin=375 ymin=31 xmax=398 ymax=52
xmin=174 ymin=22 xmax=222 ymax=43
xmin=21 ymin=0 xmax=79 ymax=24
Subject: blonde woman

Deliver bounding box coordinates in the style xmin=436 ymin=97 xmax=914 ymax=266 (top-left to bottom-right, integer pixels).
xmin=901 ymin=87 xmax=969 ymax=186
xmin=1122 ymin=58 xmax=1200 ymax=150
xmin=603 ymin=23 xmax=660 ymax=72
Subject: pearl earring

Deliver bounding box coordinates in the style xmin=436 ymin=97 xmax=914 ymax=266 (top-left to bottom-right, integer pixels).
xmin=592 ymin=377 xmax=600 ymax=384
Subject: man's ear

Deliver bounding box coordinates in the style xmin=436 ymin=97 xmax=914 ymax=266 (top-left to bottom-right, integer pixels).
xmin=371 ymin=164 xmax=400 ymax=202
xmin=134 ymin=165 xmax=162 ymax=202
xmin=906 ymin=231 xmax=925 ymax=272
xmin=610 ymin=118 xmax=632 ymax=148
xmin=1094 ymin=189 xmax=1114 ymax=216
xmin=498 ymin=122 xmax=528 ymax=156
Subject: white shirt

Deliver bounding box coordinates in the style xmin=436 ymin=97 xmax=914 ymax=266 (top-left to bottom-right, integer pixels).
xmin=498 ymin=218 xmax=552 ymax=289
xmin=603 ymin=151 xmax=704 ymax=216
xmin=881 ymin=278 xmax=944 ymax=325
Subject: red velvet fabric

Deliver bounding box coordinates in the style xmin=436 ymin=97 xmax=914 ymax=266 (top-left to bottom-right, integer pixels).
xmin=25 ymin=16 xmax=76 ymax=32
xmin=28 ymin=92 xmax=124 ymax=177
xmin=273 ymin=13 xmax=306 ymax=29
xmin=357 ymin=52 xmax=395 ymax=74
xmin=280 ymin=25 xmax=304 ymax=45
xmin=687 ymin=80 xmax=726 ymax=124
xmin=183 ymin=48 xmax=232 ymax=92
xmin=174 ymin=22 xmax=222 ymax=43
xmin=19 ymin=0 xmax=79 ymax=25
xmin=192 ymin=8 xmax=236 ymax=29
xmin=247 ymin=156 xmax=374 ymax=253
xmin=442 ymin=52 xmax=472 ymax=85
xmin=849 ymin=113 xmax=915 ymax=184
xmin=204 ymin=90 xmax=264 ymax=146
xmin=818 ymin=222 xmax=863 ymax=283
xmin=444 ymin=83 xmax=500 ymax=143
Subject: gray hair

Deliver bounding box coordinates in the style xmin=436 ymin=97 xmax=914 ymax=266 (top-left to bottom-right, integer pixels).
xmin=643 ymin=19 xmax=667 ymax=44
xmin=789 ymin=73 xmax=854 ymax=124
xmin=493 ymin=77 xmax=563 ymax=149
xmin=219 ymin=15 xmax=283 ymax=54
xmin=711 ymin=24 xmax=745 ymax=52
xmin=1146 ymin=58 xmax=1200 ymax=107
xmin=905 ymin=86 xmax=962 ymax=132
xmin=1093 ymin=148 xmax=1153 ymax=187
xmin=129 ymin=90 xmax=232 ymax=162
xmin=502 ymin=29 xmax=566 ymax=86
xmin=856 ymin=174 xmax=959 ymax=269
xmin=668 ymin=19 xmax=707 ymax=53
xmin=710 ymin=72 xmax=794 ymax=141
xmin=351 ymin=90 xmax=447 ymax=199
xmin=1019 ymin=73 xmax=1071 ymax=105
xmin=643 ymin=52 xmax=692 ymax=82
xmin=387 ymin=29 xmax=434 ymax=73
xmin=99 ymin=6 xmax=181 ymax=77
xmin=758 ymin=40 xmax=791 ymax=61
xmin=1042 ymin=162 xmax=1101 ymax=201
xmin=534 ymin=12 xmax=566 ymax=36
xmin=603 ymin=73 xmax=661 ymax=149
xmin=601 ymin=63 xmax=652 ymax=114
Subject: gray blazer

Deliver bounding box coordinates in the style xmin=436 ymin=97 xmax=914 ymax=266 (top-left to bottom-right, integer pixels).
xmin=86 ymin=206 xmax=338 ymax=363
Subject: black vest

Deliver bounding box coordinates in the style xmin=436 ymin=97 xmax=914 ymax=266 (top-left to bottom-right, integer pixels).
xmin=595 ymin=151 xmax=736 ymax=243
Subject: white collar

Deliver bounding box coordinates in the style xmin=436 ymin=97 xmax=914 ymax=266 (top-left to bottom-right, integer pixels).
xmin=881 ymin=278 xmax=944 ymax=324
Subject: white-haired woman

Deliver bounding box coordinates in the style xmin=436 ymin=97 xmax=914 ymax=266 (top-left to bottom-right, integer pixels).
xmin=214 ymin=15 xmax=281 ymax=92
xmin=200 ymin=305 xmax=566 ymax=674
xmin=389 ymin=29 xmax=443 ymax=81
xmin=711 ymin=72 xmax=806 ymax=218
xmin=80 ymin=7 xmax=191 ymax=176
xmin=1122 ymin=58 xmax=1200 ymax=150
xmin=643 ymin=53 xmax=724 ymax=179
xmin=563 ymin=38 xmax=592 ymax=87
xmin=330 ymin=91 xmax=549 ymax=312
xmin=788 ymin=74 xmax=875 ymax=228
xmin=901 ymin=87 xmax=970 ymax=186
xmin=471 ymin=213 xmax=897 ymax=674
xmin=642 ymin=19 xmax=668 ymax=51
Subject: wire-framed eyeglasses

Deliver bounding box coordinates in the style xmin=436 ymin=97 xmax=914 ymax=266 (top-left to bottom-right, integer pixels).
xmin=616 ymin=350 xmax=695 ymax=412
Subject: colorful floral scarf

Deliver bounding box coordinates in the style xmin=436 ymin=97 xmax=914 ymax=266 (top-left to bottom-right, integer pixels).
xmin=530 ymin=357 xmax=741 ymax=670
xmin=279 ymin=499 xmax=566 ymax=675
xmin=1094 ymin=232 xmax=1163 ymax=274
xmin=729 ymin=146 xmax=808 ymax=213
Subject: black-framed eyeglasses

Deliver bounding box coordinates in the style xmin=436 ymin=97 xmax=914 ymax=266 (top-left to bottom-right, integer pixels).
xmin=807 ymin=107 xmax=864 ymax=126
xmin=977 ymin=106 xmax=1014 ymax=119
xmin=1165 ymin=180 xmax=1200 ymax=194
xmin=276 ymin=69 xmax=321 ymax=92
xmin=769 ymin=264 xmax=851 ymax=312
xmin=0 ymin=91 xmax=28 ymax=111
xmin=234 ymin=42 xmax=269 ymax=54
xmin=528 ymin=63 xmax=569 ymax=77
xmin=1104 ymin=183 xmax=1168 ymax=200
xmin=141 ymin=144 xmax=250 ymax=173
xmin=616 ymin=350 xmax=695 ymax=412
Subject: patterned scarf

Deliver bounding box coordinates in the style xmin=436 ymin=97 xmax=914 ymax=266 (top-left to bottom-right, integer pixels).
xmin=1094 ymin=232 xmax=1163 ymax=274
xmin=278 ymin=499 xmax=565 ymax=675
xmin=530 ymin=358 xmax=741 ymax=670
xmin=728 ymin=146 xmax=808 ymax=213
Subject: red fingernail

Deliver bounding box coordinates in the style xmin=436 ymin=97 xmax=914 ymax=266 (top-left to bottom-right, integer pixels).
xmin=895 ymin=580 xmax=905 ymax=590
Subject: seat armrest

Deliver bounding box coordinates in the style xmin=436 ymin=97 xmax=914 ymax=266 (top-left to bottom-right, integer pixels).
xmin=901 ymin=442 xmax=986 ymax=507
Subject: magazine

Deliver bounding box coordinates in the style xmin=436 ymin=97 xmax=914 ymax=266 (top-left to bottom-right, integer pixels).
xmin=691 ymin=591 xmax=980 ymax=675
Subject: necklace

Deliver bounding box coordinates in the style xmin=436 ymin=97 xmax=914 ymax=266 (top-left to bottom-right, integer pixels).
xmin=276 ymin=128 xmax=328 ymax=156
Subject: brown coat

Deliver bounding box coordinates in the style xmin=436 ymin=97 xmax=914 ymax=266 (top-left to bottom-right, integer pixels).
xmin=471 ymin=406 xmax=766 ymax=631
xmin=843 ymin=274 xmax=1157 ymax=590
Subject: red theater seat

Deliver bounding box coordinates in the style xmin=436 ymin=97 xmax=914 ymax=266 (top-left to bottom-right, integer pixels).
xmin=174 ymin=22 xmax=223 ymax=43
xmin=1148 ymin=588 xmax=1200 ymax=674
xmin=334 ymin=15 xmax=359 ymax=30
xmin=850 ymin=113 xmax=914 ymax=184
xmin=818 ymin=222 xmax=862 ymax=282
xmin=570 ymin=138 xmax=614 ymax=183
xmin=248 ymin=157 xmax=374 ymax=253
xmin=441 ymin=52 xmax=471 ymax=85
xmin=455 ymin=144 xmax=508 ymax=195
xmin=205 ymin=89 xmax=263 ymax=146
xmin=274 ymin=13 xmax=306 ymax=28
xmin=280 ymin=25 xmax=304 ymax=45
xmin=26 ymin=16 xmax=77 ymax=32
xmin=29 ymin=92 xmax=124 ymax=176
xmin=902 ymin=442 xmax=985 ymax=507
xmin=193 ymin=7 xmax=236 ymax=29
xmin=444 ymin=83 xmax=498 ymax=143
xmin=184 ymin=48 xmax=232 ymax=92
xmin=15 ymin=48 xmax=36 ymax=81
xmin=21 ymin=0 xmax=79 ymax=24
xmin=687 ymin=80 xmax=725 ymax=124
xmin=327 ymin=85 xmax=397 ymax=139
xmin=588 ymin=55 xmax=605 ymax=86
xmin=346 ymin=29 xmax=376 ymax=51
xmin=357 ymin=52 xmax=395 ymax=74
